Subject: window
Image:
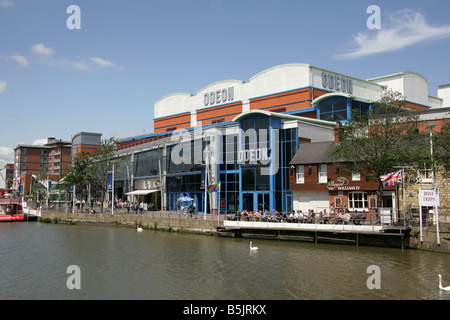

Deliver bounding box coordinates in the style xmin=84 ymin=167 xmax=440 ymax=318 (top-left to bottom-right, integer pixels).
xmin=296 ymin=165 xmax=304 ymax=184
xmin=318 ymin=164 xmax=327 ymax=183
xmin=351 ymin=100 xmax=370 ymax=116
xmin=417 ymin=164 xmax=432 ymax=183
xmin=211 ymin=118 xmax=225 ymax=124
xmin=319 ymin=98 xmax=348 ymax=122
xmin=352 ymin=171 xmax=361 ymax=182
xmin=348 ymin=192 xmax=368 ymax=209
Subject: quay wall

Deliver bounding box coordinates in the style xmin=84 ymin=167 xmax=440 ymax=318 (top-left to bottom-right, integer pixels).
xmin=40 ymin=211 xmax=219 ymax=235
xmin=40 ymin=211 xmax=414 ymax=249
xmin=418 ymin=222 xmax=450 ymax=254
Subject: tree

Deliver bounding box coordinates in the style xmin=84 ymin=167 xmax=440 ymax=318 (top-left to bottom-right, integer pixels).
xmin=327 ymin=87 xmax=429 ymax=208
xmin=433 ymin=119 xmax=450 ymax=178
xmin=28 ymin=168 xmax=49 ymax=202
xmin=63 ymin=138 xmax=126 ymax=213
xmin=63 ymin=152 xmax=93 ymax=206
xmin=88 ymin=137 xmax=126 ymax=213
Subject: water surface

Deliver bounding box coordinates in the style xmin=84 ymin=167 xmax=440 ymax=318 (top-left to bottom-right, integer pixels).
xmin=0 ymin=222 xmax=449 ymax=300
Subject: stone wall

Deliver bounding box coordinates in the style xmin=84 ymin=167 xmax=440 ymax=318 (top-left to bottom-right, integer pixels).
xmin=40 ymin=211 xmax=220 ymax=235
xmin=398 ymin=168 xmax=450 ymax=211
xmin=417 ymin=222 xmax=450 ymax=254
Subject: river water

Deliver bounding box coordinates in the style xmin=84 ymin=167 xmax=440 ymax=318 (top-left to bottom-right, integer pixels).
xmin=0 ymin=222 xmax=449 ymax=300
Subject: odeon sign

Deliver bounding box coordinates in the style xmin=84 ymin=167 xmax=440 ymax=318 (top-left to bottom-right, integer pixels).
xmin=237 ymin=147 xmax=270 ymax=165
xmin=204 ymin=86 xmax=235 ymax=107
xmin=321 ymin=72 xmax=353 ymax=94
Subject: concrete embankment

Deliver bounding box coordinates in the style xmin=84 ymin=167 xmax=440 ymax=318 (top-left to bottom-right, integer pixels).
xmin=417 ymin=222 xmax=450 ymax=254
xmin=40 ymin=210 xmax=413 ymax=249
xmin=40 ymin=211 xmax=220 ymax=235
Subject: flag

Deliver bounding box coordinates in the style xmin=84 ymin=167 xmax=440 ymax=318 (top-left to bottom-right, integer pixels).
xmin=107 ymin=172 xmax=113 ymax=190
xmin=380 ymin=170 xmax=402 ymax=187
xmin=207 ymin=182 xmax=221 ymax=194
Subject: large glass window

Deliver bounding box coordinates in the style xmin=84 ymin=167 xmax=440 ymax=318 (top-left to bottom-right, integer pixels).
xmin=242 ymin=167 xmax=270 ymax=191
xmin=348 ymin=192 xmax=368 ymax=209
xmin=318 ymin=98 xmax=371 ymax=122
xmin=319 ymin=98 xmax=348 ymax=122
xmin=166 ymin=140 xmax=204 ymax=174
xmin=134 ymin=148 xmax=163 ymax=178
xmin=351 ymin=100 xmax=370 ymax=116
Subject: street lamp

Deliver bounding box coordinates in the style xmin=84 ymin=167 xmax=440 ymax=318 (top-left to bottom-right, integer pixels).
xmin=425 ymin=123 xmax=440 ymax=245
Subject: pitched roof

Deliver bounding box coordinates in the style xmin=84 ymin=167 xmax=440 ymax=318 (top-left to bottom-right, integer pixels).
xmin=289 ymin=141 xmax=336 ymax=165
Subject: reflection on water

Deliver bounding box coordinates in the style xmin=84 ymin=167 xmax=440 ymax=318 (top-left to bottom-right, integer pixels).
xmin=0 ymin=222 xmax=449 ymax=300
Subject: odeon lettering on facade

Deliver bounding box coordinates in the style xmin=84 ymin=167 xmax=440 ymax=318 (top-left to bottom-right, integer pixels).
xmin=114 ymin=63 xmax=449 ymax=216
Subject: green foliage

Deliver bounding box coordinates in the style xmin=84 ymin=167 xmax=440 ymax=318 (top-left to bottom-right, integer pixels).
xmin=327 ymin=87 xmax=429 ymax=206
xmin=433 ymin=119 xmax=450 ymax=178
xmin=62 ymin=137 xmax=128 ymax=213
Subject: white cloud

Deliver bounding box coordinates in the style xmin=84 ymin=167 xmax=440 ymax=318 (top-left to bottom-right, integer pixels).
xmin=0 ymin=0 xmax=15 ymax=8
xmin=32 ymin=139 xmax=48 ymax=146
xmin=335 ymin=9 xmax=450 ymax=59
xmin=0 ymin=146 xmax=14 ymax=168
xmin=0 ymin=80 xmax=8 ymax=94
xmin=60 ymin=59 xmax=89 ymax=70
xmin=10 ymin=54 xmax=29 ymax=67
xmin=90 ymin=57 xmax=114 ymax=67
xmin=32 ymin=43 xmax=55 ymax=57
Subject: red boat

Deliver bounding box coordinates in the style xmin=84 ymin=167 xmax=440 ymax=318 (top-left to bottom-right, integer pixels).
xmin=0 ymin=197 xmax=24 ymax=222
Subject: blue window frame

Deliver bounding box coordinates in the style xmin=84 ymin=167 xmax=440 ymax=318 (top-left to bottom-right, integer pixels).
xmin=317 ymin=97 xmax=372 ymax=122
xmin=318 ymin=97 xmax=348 ymax=122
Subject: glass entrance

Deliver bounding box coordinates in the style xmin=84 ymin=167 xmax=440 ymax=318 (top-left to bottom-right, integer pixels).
xmin=285 ymin=192 xmax=293 ymax=213
xmin=257 ymin=193 xmax=270 ymax=212
xmin=243 ymin=193 xmax=254 ymax=212
xmin=242 ymin=192 xmax=270 ymax=212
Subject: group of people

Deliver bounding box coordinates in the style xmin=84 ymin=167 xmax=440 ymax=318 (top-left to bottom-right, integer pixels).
xmin=67 ymin=198 xmax=157 ymax=214
xmin=123 ymin=201 xmax=156 ymax=214
xmin=229 ymin=208 xmax=368 ymax=225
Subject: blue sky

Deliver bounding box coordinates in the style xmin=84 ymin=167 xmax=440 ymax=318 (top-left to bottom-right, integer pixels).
xmin=1 ymin=0 xmax=450 ymax=168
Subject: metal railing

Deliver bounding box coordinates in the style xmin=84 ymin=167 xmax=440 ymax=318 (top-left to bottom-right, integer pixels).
xmin=224 ymin=212 xmax=381 ymax=226
xmin=42 ymin=201 xmax=450 ymax=227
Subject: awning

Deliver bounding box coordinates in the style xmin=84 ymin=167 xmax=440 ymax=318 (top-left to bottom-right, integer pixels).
xmin=125 ymin=189 xmax=160 ymax=196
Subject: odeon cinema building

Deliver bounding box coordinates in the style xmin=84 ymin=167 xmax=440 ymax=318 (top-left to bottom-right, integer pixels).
xmin=114 ymin=63 xmax=449 ymax=214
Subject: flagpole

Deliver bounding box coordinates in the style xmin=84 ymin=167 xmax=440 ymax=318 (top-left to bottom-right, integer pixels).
xmin=204 ymin=152 xmax=209 ymax=220
xmin=394 ymin=166 xmax=413 ymax=225
xmin=217 ymin=182 xmax=221 ymax=226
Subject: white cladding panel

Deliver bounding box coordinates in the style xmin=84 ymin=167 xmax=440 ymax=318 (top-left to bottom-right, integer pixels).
xmin=403 ymin=74 xmax=429 ymax=106
xmin=247 ymin=64 xmax=311 ymax=98
xmin=368 ymin=72 xmax=430 ymax=106
xmin=195 ymin=80 xmax=243 ymax=109
xmin=310 ymin=66 xmax=382 ymax=102
xmin=154 ymin=64 xmax=440 ymax=120
xmin=154 ymin=93 xmax=192 ymax=119
xmin=293 ymin=191 xmax=330 ymax=213
xmin=438 ymin=85 xmax=450 ymax=108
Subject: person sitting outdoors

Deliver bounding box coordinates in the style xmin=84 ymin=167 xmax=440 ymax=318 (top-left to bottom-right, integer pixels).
xmin=342 ymin=210 xmax=351 ymax=224
xmin=262 ymin=210 xmax=269 ymax=222
xmin=322 ymin=209 xmax=331 ymax=224
xmin=297 ymin=210 xmax=304 ymax=223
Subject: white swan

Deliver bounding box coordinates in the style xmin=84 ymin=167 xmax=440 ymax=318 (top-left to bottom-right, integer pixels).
xmin=250 ymin=241 xmax=258 ymax=252
xmin=439 ymin=274 xmax=450 ymax=291
xmin=137 ymin=226 xmax=143 ymax=232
